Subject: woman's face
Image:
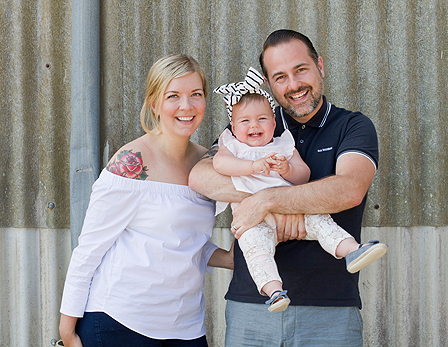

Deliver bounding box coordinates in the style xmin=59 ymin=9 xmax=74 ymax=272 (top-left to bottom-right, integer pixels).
xmin=156 ymin=72 xmax=206 ymax=137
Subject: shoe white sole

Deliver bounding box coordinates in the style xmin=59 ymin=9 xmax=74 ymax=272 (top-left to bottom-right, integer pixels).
xmin=268 ymin=297 xmax=291 ymax=312
xmin=347 ymin=243 xmax=388 ymax=273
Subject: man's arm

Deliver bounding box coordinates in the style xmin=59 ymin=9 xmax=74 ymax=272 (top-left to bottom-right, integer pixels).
xmin=188 ymin=147 xmax=250 ymax=203
xmin=231 ymin=153 xmax=376 ymax=238
xmin=190 ymin=147 xmax=307 ymax=241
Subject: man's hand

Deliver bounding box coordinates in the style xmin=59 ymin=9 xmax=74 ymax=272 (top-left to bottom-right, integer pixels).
xmin=231 ymin=194 xmax=269 ymax=238
xmin=230 ymin=188 xmax=308 ymax=241
xmin=273 ymin=213 xmax=307 ymax=242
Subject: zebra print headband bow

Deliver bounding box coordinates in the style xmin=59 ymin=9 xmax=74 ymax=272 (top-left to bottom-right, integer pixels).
xmin=213 ymin=67 xmax=276 ymax=120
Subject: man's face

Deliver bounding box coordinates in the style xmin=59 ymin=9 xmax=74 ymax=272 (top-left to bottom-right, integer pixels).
xmin=263 ymin=39 xmax=325 ymax=123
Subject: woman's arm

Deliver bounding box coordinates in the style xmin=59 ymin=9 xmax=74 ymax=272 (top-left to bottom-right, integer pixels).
xmin=207 ymin=241 xmax=234 ymax=270
xmin=59 ymin=314 xmax=83 ymax=347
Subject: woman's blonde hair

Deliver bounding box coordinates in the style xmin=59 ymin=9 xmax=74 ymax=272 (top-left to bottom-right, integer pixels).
xmin=140 ymin=54 xmax=208 ymax=133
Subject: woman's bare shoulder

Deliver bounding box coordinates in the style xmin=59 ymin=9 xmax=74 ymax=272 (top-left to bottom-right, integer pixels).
xmin=190 ymin=142 xmax=208 ymax=162
xmin=106 ymin=135 xmax=151 ymax=180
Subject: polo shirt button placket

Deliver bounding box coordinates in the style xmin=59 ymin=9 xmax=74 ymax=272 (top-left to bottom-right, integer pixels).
xmin=298 ymin=124 xmax=306 ymax=145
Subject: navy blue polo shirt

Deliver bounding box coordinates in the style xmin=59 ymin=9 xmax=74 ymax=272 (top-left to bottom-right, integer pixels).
xmin=225 ymin=95 xmax=379 ymax=308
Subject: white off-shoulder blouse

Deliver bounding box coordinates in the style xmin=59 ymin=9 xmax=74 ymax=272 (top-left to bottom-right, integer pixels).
xmin=60 ymin=169 xmax=218 ymax=340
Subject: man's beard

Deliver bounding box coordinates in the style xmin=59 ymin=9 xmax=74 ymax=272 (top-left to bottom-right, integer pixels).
xmin=284 ymin=76 xmax=324 ymax=119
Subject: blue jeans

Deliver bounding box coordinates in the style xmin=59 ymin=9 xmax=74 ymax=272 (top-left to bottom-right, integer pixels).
xmin=76 ymin=312 xmax=208 ymax=347
xmin=225 ymin=300 xmax=363 ymax=347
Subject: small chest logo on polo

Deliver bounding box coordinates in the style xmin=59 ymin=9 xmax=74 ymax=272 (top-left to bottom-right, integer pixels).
xmin=317 ymin=147 xmax=333 ymax=153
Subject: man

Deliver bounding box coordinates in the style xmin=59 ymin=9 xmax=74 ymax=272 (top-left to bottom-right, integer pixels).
xmin=189 ymin=29 xmax=378 ymax=346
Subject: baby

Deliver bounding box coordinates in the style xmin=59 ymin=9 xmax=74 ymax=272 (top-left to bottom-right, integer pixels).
xmin=213 ymin=67 xmax=387 ymax=312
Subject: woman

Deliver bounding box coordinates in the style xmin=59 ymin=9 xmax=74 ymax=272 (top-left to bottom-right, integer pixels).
xmin=59 ymin=54 xmax=233 ymax=347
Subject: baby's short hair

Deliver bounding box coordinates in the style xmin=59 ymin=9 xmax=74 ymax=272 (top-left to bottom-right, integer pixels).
xmin=233 ymin=93 xmax=274 ymax=117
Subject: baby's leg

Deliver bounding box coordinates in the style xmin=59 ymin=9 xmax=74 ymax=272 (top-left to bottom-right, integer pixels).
xmin=304 ymin=214 xmax=388 ymax=272
xmin=303 ymin=214 xmax=353 ymax=258
xmin=238 ymin=220 xmax=282 ymax=296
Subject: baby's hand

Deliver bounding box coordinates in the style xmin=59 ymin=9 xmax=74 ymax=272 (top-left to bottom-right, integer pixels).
xmin=252 ymin=158 xmax=270 ymax=175
xmin=252 ymin=153 xmax=276 ymax=175
xmin=268 ymin=154 xmax=290 ymax=176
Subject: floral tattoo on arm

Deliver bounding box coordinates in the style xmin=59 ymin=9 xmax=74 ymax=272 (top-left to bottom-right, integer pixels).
xmin=107 ymin=149 xmax=148 ymax=180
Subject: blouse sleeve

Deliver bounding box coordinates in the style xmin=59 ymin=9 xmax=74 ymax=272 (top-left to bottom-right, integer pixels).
xmin=60 ymin=173 xmax=141 ymax=317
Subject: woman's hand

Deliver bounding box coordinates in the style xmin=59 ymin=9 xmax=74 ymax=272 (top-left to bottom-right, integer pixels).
xmin=61 ymin=334 xmax=83 ymax=347
xmin=59 ymin=314 xmax=83 ymax=347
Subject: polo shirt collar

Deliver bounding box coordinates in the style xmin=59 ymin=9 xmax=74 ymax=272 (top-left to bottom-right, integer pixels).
xmin=280 ymin=95 xmax=331 ymax=129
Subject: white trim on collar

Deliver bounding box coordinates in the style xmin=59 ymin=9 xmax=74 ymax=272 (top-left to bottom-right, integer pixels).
xmin=280 ymin=101 xmax=332 ymax=130
xmin=319 ymin=102 xmax=331 ymax=127
xmin=280 ymin=107 xmax=289 ymax=130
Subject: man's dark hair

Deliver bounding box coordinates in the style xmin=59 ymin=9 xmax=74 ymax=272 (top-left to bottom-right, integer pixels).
xmin=259 ymin=29 xmax=319 ymax=78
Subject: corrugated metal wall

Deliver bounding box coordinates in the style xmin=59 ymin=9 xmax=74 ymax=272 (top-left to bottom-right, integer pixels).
xmin=1 ymin=0 xmax=447 ymax=346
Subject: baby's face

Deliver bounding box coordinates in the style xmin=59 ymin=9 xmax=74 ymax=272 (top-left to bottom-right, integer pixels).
xmin=231 ymin=98 xmax=276 ymax=147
